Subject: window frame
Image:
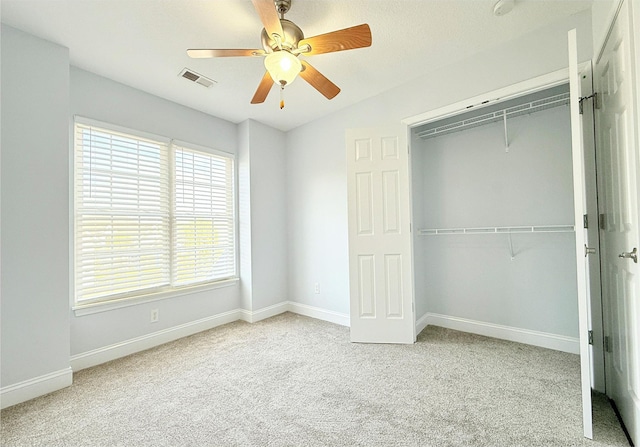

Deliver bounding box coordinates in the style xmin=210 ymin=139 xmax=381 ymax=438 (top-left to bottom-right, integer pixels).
xmin=72 ymin=116 xmax=239 ymax=313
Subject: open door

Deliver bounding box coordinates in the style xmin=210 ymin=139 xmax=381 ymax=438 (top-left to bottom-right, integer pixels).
xmin=593 ymin=0 xmax=640 ymax=442
xmin=346 ymin=126 xmax=415 ymax=344
xmin=568 ymin=28 xmax=593 ymax=440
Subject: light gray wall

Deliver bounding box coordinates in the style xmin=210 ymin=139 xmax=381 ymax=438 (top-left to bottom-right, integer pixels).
xmin=1 ymin=25 xmax=71 ymax=386
xmin=238 ymin=120 xmax=253 ymax=310
xmin=414 ymin=105 xmax=578 ymax=336
xmin=69 ymin=67 xmax=242 ymax=355
xmin=286 ymin=11 xmax=593 ymax=318
xmin=245 ymin=120 xmax=288 ymax=310
xmin=238 ymin=119 xmax=288 ymax=311
xmin=70 ymin=67 xmax=237 ymax=148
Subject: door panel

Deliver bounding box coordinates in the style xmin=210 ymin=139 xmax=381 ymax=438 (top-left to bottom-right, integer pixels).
xmin=347 ymin=127 xmax=415 ymax=344
xmin=382 ymin=171 xmax=401 ymax=233
xmin=384 ymin=254 xmax=403 ymax=318
xmin=568 ymin=28 xmax=594 ymax=440
xmin=595 ymin=0 xmax=640 ymax=442
xmin=356 ymin=173 xmax=374 ymax=235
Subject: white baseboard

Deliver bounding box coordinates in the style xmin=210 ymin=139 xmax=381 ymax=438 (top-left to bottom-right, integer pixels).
xmin=70 ymin=309 xmax=242 ymax=371
xmin=418 ymin=312 xmax=579 ymax=354
xmin=239 ymin=301 xmax=289 ymax=323
xmin=13 ymin=303 xmax=342 ymax=409
xmin=241 ymin=300 xmax=350 ymax=327
xmin=287 ymin=301 xmax=350 ymax=327
xmin=1 ymin=367 xmax=73 ymax=409
xmin=416 ymin=313 xmax=430 ymax=336
xmin=69 ymin=300 xmax=348 ymax=375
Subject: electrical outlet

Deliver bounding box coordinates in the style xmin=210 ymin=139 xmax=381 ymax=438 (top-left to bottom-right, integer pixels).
xmin=314 ymin=283 xmax=320 ymax=294
xmin=150 ymin=309 xmax=159 ymax=323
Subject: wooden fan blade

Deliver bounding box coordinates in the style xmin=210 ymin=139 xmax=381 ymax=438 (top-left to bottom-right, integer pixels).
xmin=299 ymin=61 xmax=340 ymax=100
xmin=299 ymin=24 xmax=371 ymax=56
xmin=252 ymin=0 xmax=284 ymax=40
xmin=187 ymin=49 xmax=265 ymax=58
xmin=251 ymin=71 xmax=274 ymax=104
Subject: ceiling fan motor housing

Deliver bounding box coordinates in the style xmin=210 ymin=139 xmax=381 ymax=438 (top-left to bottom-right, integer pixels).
xmin=261 ymin=19 xmax=304 ymax=53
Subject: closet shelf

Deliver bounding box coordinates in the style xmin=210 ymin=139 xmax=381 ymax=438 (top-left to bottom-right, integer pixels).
xmin=415 ymin=92 xmax=570 ymax=140
xmin=417 ymin=225 xmax=575 ymax=236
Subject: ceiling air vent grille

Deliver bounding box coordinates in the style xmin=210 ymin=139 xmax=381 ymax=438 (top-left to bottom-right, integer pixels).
xmin=179 ymin=68 xmax=216 ymax=88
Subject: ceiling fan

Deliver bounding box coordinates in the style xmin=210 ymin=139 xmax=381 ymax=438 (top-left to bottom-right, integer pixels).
xmin=187 ymin=0 xmax=372 ymax=108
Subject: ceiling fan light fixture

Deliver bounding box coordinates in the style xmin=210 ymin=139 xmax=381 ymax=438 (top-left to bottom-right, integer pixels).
xmin=264 ymin=50 xmax=301 ymax=85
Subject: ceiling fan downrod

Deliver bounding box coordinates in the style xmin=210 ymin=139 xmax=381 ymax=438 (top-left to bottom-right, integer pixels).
xmin=275 ymin=0 xmax=291 ymax=19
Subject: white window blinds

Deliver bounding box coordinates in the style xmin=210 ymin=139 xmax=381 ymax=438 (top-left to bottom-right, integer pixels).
xmin=74 ymin=119 xmax=236 ymax=305
xmin=173 ymin=144 xmax=236 ymax=286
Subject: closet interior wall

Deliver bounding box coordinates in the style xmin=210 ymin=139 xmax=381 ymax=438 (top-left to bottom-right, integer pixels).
xmin=411 ymin=84 xmax=580 ymax=341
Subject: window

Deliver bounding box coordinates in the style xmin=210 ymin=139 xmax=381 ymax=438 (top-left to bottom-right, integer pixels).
xmin=172 ymin=144 xmax=236 ymax=286
xmin=74 ymin=118 xmax=236 ymax=306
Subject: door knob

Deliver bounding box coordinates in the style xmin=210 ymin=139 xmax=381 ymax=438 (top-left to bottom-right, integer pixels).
xmin=585 ymin=245 xmax=596 ymax=256
xmin=618 ymin=247 xmax=638 ymax=263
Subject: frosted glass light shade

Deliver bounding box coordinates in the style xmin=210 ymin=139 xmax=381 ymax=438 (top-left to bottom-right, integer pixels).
xmin=264 ymin=51 xmax=302 ymax=86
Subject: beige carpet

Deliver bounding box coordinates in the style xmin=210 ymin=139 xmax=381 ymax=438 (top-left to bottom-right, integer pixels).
xmin=0 ymin=312 xmax=630 ymax=446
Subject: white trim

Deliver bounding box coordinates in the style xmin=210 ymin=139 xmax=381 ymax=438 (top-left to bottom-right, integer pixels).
xmin=70 ymin=309 xmax=242 ymax=371
xmin=416 ymin=313 xmax=430 ymax=336
xmin=239 ymin=301 xmax=289 ymax=323
xmin=1 ymin=368 xmax=73 ymax=409
xmin=70 ymin=302 xmax=347 ymax=372
xmin=288 ymin=302 xmax=350 ymax=327
xmin=71 ymin=302 xmax=291 ymax=372
xmin=420 ymin=313 xmax=579 ymax=354
xmin=403 ymin=63 xmax=591 ymax=130
xmin=73 ymin=278 xmax=240 ymax=316
xmin=402 ymin=68 xmax=570 ymax=128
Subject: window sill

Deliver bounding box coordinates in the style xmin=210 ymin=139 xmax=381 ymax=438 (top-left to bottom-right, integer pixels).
xmin=72 ymin=278 xmax=240 ymax=317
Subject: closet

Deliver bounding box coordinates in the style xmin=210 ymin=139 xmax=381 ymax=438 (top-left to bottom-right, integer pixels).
xmin=410 ymin=84 xmax=581 ymax=344
xmin=347 ymin=54 xmax=602 ymax=440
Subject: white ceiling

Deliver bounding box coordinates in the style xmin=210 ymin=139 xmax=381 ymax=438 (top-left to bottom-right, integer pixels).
xmin=1 ymin=0 xmax=592 ymax=132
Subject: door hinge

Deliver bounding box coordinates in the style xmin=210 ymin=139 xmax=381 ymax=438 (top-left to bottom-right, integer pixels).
xmin=588 ymin=330 xmax=593 ymax=345
xmin=599 ymin=213 xmax=606 ymax=230
xmin=583 ymin=214 xmax=588 ymax=229
xmin=579 ymin=92 xmax=600 ymax=114
xmin=604 ymin=335 xmax=611 ymax=352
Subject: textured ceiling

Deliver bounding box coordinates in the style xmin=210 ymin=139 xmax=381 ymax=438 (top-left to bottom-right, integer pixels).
xmin=1 ymin=0 xmax=592 ymax=131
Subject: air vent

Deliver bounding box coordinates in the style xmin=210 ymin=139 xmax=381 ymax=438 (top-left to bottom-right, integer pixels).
xmin=179 ymin=68 xmax=216 ymax=88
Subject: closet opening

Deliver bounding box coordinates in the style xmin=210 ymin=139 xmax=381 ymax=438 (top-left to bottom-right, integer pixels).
xmin=409 ymin=80 xmax=602 ymax=373
xmin=407 ymin=76 xmax=608 ymax=438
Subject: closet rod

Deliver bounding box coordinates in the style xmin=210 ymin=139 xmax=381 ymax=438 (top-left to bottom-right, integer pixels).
xmin=417 ymin=225 xmax=575 ymax=236
xmin=415 ymin=92 xmax=570 ymax=140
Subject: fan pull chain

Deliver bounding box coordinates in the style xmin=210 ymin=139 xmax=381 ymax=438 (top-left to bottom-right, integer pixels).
xmin=280 ymin=84 xmax=285 ymax=109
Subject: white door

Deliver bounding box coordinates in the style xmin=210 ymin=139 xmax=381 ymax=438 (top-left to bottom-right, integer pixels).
xmin=568 ymin=28 xmax=594 ymax=440
xmin=594 ymin=0 xmax=640 ymax=442
xmin=346 ymin=126 xmax=415 ymax=344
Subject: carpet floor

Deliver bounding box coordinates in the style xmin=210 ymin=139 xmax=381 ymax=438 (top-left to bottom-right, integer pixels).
xmin=0 ymin=312 xmax=631 ymax=446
